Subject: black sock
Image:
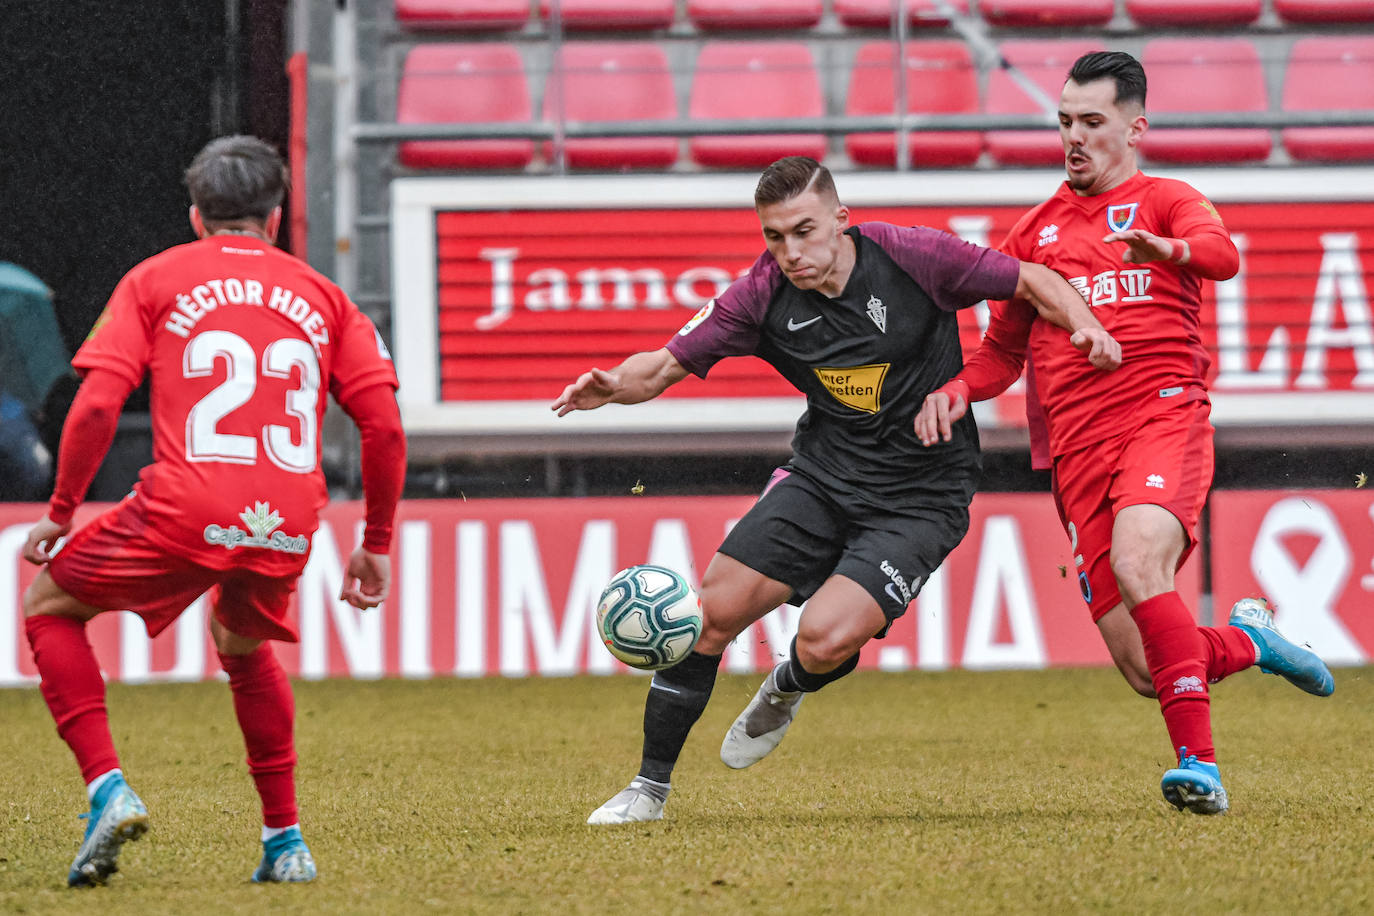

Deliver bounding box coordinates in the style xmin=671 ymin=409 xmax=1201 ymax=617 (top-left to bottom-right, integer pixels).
xmin=638 ymin=650 xmax=722 ymax=784
xmin=774 ymin=636 xmax=859 ymax=693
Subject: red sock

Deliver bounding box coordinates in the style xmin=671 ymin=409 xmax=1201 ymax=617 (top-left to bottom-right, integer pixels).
xmin=25 ymin=615 xmax=121 ymax=783
xmin=1129 ymin=592 xmax=1215 ymax=762
xmin=219 ymin=644 xmax=298 ymax=828
xmin=1200 ymin=625 xmax=1257 ymax=683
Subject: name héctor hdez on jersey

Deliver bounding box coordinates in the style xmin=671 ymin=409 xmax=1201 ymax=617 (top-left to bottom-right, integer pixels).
xmin=162 ymin=277 xmax=330 ymax=357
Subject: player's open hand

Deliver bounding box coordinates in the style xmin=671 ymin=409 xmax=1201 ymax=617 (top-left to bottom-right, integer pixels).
xmin=914 ymin=389 xmax=968 ymax=447
xmin=339 ymin=547 xmax=390 ymax=610
xmin=1102 ymin=228 xmax=1173 ymax=265
xmin=552 ymin=367 xmax=620 ymax=417
xmin=1070 ymin=327 xmax=1123 ymax=371
xmin=22 ymin=515 xmax=70 ymax=565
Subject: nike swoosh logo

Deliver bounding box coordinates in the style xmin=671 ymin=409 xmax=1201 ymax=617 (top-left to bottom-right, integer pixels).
xmin=787 ymin=315 xmax=822 ymax=331
xmin=885 ymin=583 xmax=908 ymax=606
xmin=649 ymin=679 xmax=681 ymax=694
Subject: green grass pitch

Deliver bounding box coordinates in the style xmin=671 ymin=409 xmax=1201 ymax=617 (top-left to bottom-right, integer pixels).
xmin=3 ymin=666 xmax=1372 ymax=914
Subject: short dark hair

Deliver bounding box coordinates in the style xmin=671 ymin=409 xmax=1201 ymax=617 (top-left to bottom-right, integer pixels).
xmin=184 ymin=135 xmax=288 ymax=224
xmin=754 ymin=156 xmax=839 ymax=208
xmin=1067 ymin=51 xmax=1147 ymax=109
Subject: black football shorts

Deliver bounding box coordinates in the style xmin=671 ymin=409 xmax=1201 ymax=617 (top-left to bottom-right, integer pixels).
xmin=718 ymin=465 xmax=969 ymax=631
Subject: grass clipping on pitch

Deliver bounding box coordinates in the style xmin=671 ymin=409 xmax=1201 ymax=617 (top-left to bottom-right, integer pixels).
xmin=2 ymin=665 xmax=1372 ymax=915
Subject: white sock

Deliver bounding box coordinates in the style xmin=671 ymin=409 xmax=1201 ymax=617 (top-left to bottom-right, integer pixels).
xmin=262 ymin=823 xmax=298 ymax=843
xmin=86 ymin=768 xmax=122 ymax=802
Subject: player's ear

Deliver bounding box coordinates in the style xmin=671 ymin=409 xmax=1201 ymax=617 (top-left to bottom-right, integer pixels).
xmin=264 ymin=206 xmax=283 ymax=243
xmin=1127 ymin=113 xmax=1148 ymax=148
xmin=189 ymin=205 xmax=206 ymax=239
xmin=835 ymin=204 xmax=850 ymax=231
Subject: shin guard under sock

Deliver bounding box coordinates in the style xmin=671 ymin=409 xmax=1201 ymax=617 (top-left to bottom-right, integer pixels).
xmin=638 ymin=650 xmax=722 ymax=784
xmin=219 ymin=644 xmax=299 ymax=828
xmin=25 ymin=615 xmax=120 ymax=783
xmin=1130 ymin=592 xmax=1215 ymax=762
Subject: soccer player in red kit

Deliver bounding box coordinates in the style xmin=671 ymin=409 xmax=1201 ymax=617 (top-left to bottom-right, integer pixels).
xmin=21 ymin=135 xmax=406 ymax=884
xmin=915 ymin=52 xmax=1333 ymax=814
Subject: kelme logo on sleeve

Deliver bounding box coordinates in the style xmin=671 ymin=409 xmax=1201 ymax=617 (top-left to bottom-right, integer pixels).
xmin=813 ymin=363 xmax=889 ymax=414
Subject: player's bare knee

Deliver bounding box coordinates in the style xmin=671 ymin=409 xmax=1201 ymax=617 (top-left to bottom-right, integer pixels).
xmin=794 ymin=630 xmax=853 ymax=674
xmin=210 ymin=618 xmax=261 ymax=656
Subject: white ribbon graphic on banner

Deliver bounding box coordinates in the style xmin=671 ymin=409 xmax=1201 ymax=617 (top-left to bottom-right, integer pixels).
xmin=1250 ymin=498 xmax=1364 ymax=664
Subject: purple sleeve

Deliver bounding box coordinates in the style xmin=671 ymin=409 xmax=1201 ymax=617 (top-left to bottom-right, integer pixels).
xmin=856 ymin=222 xmax=1020 ymax=311
xmin=665 ymin=251 xmax=780 ymax=378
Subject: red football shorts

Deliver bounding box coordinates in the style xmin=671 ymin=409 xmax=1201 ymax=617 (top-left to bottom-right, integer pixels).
xmin=1049 ymin=399 xmax=1214 ymax=621
xmin=47 ymin=501 xmax=304 ymax=643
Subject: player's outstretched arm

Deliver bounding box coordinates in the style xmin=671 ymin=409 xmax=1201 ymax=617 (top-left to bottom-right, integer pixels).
xmin=1014 ymin=262 xmax=1122 ymax=371
xmin=1103 ymin=226 xmax=1239 ymax=281
xmin=552 ymin=348 xmax=689 ymax=417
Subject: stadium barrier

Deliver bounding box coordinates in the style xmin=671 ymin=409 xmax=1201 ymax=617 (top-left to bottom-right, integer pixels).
xmin=0 ymin=488 xmax=1368 ymax=686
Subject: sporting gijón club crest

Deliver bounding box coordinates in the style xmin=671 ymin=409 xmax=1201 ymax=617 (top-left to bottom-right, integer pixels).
xmin=865 ymin=294 xmax=886 ymax=333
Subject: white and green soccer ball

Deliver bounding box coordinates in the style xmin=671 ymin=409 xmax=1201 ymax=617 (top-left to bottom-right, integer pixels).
xmin=597 ymin=565 xmax=703 ymax=671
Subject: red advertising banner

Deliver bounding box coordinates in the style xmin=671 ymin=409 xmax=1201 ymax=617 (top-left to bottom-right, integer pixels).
xmin=1210 ymin=489 xmax=1373 ymax=666
xmin=0 ymin=493 xmax=1199 ymax=686
xmin=416 ymin=189 xmax=1373 ymax=436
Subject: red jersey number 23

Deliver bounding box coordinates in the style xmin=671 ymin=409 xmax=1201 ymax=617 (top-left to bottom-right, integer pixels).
xmin=183 ymin=329 xmax=319 ymax=474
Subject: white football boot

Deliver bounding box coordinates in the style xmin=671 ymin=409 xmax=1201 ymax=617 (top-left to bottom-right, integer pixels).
xmin=720 ymin=663 xmax=803 ymax=769
xmin=586 ymin=778 xmax=668 ymax=825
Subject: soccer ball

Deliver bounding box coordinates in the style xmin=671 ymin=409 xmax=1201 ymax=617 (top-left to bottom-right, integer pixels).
xmin=597 ymin=565 xmax=703 ymax=671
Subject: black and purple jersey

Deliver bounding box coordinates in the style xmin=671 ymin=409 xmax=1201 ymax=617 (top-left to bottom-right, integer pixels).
xmin=666 ymin=223 xmax=1020 ymax=507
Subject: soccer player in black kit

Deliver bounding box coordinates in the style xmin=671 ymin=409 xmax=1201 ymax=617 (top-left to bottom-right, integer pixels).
xmin=553 ymin=157 xmax=1121 ymax=824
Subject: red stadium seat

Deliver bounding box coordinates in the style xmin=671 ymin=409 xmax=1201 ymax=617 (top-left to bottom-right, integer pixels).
xmin=1138 ymin=39 xmax=1272 ymax=164
xmin=1281 ymin=37 xmax=1374 ymax=163
xmin=985 ymin=40 xmax=1102 ymax=167
xmin=1274 ymin=0 xmax=1374 ymax=24
xmin=845 ymin=41 xmax=981 ymax=168
xmin=396 ymin=44 xmax=533 ymax=170
xmin=542 ymin=43 xmax=679 ymax=169
xmin=979 ymin=0 xmax=1114 ymax=27
xmin=687 ymin=0 xmax=823 ymax=30
xmin=834 ymin=0 xmax=971 ymax=28
xmin=689 ymin=42 xmax=827 ymax=168
xmin=394 ymin=0 xmax=531 ymax=30
xmin=1125 ymin=0 xmax=1260 ymax=25
xmin=538 ymin=0 xmax=676 ymax=30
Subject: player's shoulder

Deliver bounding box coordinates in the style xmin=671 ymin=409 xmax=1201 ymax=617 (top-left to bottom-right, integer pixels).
xmin=1139 ymin=172 xmax=1210 ymax=202
xmin=726 ymin=249 xmax=785 ymax=307
xmin=855 ymin=221 xmax=977 ymax=265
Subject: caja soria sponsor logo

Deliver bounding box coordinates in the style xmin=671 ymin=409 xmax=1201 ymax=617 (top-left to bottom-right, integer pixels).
xmin=204 ymin=501 xmax=309 ymax=554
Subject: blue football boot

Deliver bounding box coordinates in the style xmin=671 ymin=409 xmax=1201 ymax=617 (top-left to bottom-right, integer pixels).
xmin=1229 ymin=597 xmax=1335 ymax=697
xmin=252 ymin=826 xmax=317 ymax=883
xmin=1161 ymin=747 xmax=1229 ymax=815
xmin=67 ymin=774 xmax=149 ymax=887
